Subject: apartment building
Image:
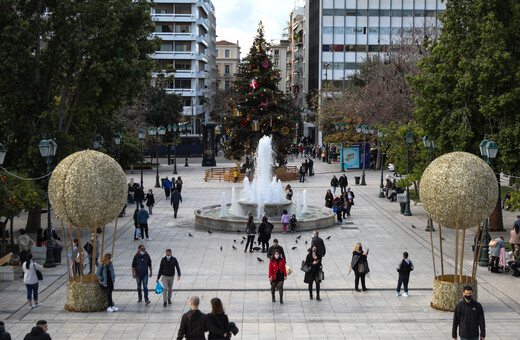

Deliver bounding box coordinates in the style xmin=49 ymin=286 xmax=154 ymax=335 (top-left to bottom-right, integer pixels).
xmin=216 ymin=40 xmax=241 ymax=91
xmin=150 ymin=0 xmax=216 ymax=134
xmin=270 ymin=40 xmax=290 ymax=93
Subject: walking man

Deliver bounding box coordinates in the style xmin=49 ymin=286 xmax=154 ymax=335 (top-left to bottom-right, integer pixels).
xmin=137 ymin=205 xmax=151 ymax=241
xmin=134 ymin=184 xmax=145 ymax=209
xmin=339 ymin=174 xmax=348 ymax=194
xmin=23 ymin=320 xmax=51 ymax=340
xmin=308 ymin=158 xmax=314 ymax=176
xmin=299 ymin=163 xmax=306 ymax=183
xmin=396 ymin=252 xmax=414 ymax=297
xmin=267 ymin=239 xmax=286 ymax=260
xmin=311 ymin=231 xmax=326 ymax=258
xmin=162 ymin=177 xmax=172 ymax=198
xmin=170 ymin=187 xmax=183 ymax=219
xmin=452 ymin=286 xmax=485 ymax=340
xmin=131 ymin=245 xmax=152 ymax=304
xmin=84 ymin=233 xmax=99 ymax=274
xmin=177 ymin=296 xmax=226 ymax=340
xmin=156 ymin=249 xmax=181 ymax=307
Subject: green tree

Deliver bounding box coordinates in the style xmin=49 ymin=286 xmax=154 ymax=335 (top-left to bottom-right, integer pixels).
xmin=221 ymin=23 xmax=296 ymax=165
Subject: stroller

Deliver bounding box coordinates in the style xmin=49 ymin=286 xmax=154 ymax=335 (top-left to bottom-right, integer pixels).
xmin=488 ymin=247 xmax=510 ymax=272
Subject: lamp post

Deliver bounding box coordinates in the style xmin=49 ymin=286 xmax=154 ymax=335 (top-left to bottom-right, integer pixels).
xmin=377 ymin=130 xmax=387 ymax=198
xmin=335 ymin=123 xmax=347 ymax=172
xmin=403 ymin=131 xmax=413 ymax=216
xmin=138 ymin=129 xmax=146 ymax=189
xmin=149 ymin=126 xmax=166 ymax=188
xmin=92 ymin=134 xmax=103 ymax=150
xmin=38 ymin=138 xmax=58 ymax=268
xmin=113 ymin=133 xmax=122 ymax=163
xmin=356 ymin=125 xmax=374 ymax=186
xmin=479 ymin=136 xmax=498 ymax=267
xmin=0 ymin=143 xmax=6 ymax=165
xmin=172 ymin=124 xmax=178 ymax=174
xmin=422 ymin=135 xmax=437 ymax=231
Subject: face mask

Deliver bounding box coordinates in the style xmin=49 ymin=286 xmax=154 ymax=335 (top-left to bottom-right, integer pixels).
xmin=464 ymin=295 xmax=472 ymax=301
xmin=91 ymin=237 xmax=94 ymax=240
xmin=110 ymin=259 xmax=112 ymax=262
xmin=359 ymin=247 xmax=363 ymax=251
xmin=166 ymin=255 xmax=172 ymax=259
xmin=140 ymin=251 xmax=145 ymax=255
xmin=274 ymin=254 xmax=280 ymax=259
xmin=311 ymin=234 xmax=315 ymax=239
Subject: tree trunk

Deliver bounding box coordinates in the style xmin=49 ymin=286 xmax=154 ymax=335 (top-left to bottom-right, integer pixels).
xmin=10 ymin=217 xmax=14 ymax=245
xmin=26 ymin=209 xmax=42 ymax=233
xmin=1 ymin=219 xmax=7 ymax=255
xmin=489 ymin=174 xmax=504 ymax=231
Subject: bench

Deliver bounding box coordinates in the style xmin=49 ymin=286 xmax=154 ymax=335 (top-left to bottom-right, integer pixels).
xmin=31 ymin=246 xmax=47 ymax=261
xmin=0 ymin=253 xmax=14 ymax=281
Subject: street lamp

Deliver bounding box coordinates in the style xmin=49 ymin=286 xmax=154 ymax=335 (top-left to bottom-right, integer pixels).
xmin=377 ymin=130 xmax=387 ymax=198
xmin=422 ymin=135 xmax=437 ymax=231
xmin=356 ymin=125 xmax=373 ymax=186
xmin=170 ymin=124 xmax=179 ymax=174
xmin=0 ymin=143 xmax=6 ymax=165
xmin=148 ymin=127 xmax=161 ymax=188
xmin=138 ymin=129 xmax=146 ymax=189
xmin=479 ymin=136 xmax=498 ymax=267
xmin=335 ymin=123 xmax=347 ymax=172
xmin=38 ymin=138 xmax=58 ymax=268
xmin=403 ymin=131 xmax=413 ymax=216
xmin=113 ymin=133 xmax=122 ymax=162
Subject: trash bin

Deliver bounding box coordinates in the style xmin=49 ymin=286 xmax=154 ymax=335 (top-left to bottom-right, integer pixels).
xmin=354 ymin=176 xmax=361 ymax=185
xmin=400 ymin=202 xmax=406 ymax=214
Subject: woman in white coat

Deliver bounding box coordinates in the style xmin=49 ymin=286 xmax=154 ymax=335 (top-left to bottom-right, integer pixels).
xmin=22 ymin=253 xmax=43 ymax=308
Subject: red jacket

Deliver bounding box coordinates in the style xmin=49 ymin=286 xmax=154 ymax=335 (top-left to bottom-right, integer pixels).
xmin=268 ymin=258 xmax=287 ymax=279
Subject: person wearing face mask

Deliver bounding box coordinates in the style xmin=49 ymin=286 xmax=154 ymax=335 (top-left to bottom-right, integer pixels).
xmin=145 ymin=189 xmax=155 ymax=215
xmin=304 ymin=246 xmax=323 ymax=301
xmin=349 ymin=242 xmax=369 ymax=292
xmin=83 ymin=233 xmax=99 ymax=274
xmin=310 ymin=231 xmax=326 ymax=258
xmin=131 ymin=245 xmax=153 ymax=304
xmin=96 ymin=253 xmax=117 ymax=312
xmin=344 ymin=187 xmax=355 ymax=218
xmin=268 ymin=250 xmax=287 ymax=304
xmin=452 ymin=286 xmax=485 ymax=340
xmin=157 ymin=249 xmax=181 ymax=307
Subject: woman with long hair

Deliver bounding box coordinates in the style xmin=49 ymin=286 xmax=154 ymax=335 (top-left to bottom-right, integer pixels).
xmin=350 ymin=242 xmax=369 ymax=292
xmin=304 ymin=246 xmax=322 ymax=301
xmin=145 ymin=189 xmax=155 ymax=215
xmin=325 ymin=189 xmax=334 ymax=209
xmin=285 ymin=184 xmax=293 ymax=201
xmin=268 ymin=250 xmax=287 ymax=304
xmin=207 ymin=297 xmax=231 ymax=340
xmin=22 ymin=253 xmax=43 ymax=308
xmin=244 ymin=216 xmax=256 ymax=253
xmin=96 ymin=253 xmax=117 ymax=312
xmin=510 ymin=224 xmax=520 ymax=248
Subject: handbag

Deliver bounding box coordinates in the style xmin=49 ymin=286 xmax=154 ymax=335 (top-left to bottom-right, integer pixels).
xmin=229 ymin=322 xmax=239 ymax=336
xmin=286 ymin=265 xmax=293 ymax=276
xmin=300 ymin=260 xmax=311 ymax=273
xmin=488 ymin=239 xmax=498 ymax=248
xmin=36 ymin=269 xmax=43 ymax=281
xmin=319 ymin=270 xmax=325 ymax=281
xmin=155 ymin=281 xmax=163 ymax=294
xmin=332 ymin=207 xmax=338 ymax=212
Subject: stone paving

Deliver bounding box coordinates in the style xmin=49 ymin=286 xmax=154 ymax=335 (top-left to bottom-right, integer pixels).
xmin=1 ymin=155 xmax=519 ymax=339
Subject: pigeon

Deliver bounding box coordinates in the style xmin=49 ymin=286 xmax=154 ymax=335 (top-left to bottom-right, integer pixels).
xmin=242 ymin=236 xmax=246 ymax=240
xmin=411 ymin=225 xmax=416 ymax=229
xmin=292 ymin=246 xmax=297 ymax=250
xmin=188 ymin=233 xmax=193 ymax=237
xmin=305 ymin=240 xmax=308 ymax=245
xmin=326 ymin=236 xmax=331 ymax=240
xmin=253 ymin=247 xmax=261 ymax=251
xmin=208 ymin=230 xmax=213 ymax=234
xmin=240 ymin=240 xmax=244 ymax=244
xmin=233 ymin=240 xmax=237 ymax=243
xmin=296 ymin=235 xmax=301 ymax=239
xmin=220 ymin=246 xmax=223 ymax=251
xmin=257 ymin=257 xmax=264 ymax=262
xmin=441 ymin=237 xmax=446 ymax=241
xmin=232 ymin=245 xmax=237 ymax=250
xmin=295 ymin=239 xmax=298 ymax=243
xmin=236 ymin=229 xmax=241 ymax=233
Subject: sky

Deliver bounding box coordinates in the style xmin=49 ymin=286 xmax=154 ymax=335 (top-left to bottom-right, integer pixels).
xmin=211 ymin=0 xmax=304 ymax=54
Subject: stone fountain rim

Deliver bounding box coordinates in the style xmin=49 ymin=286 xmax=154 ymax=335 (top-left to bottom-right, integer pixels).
xmin=237 ymin=199 xmax=293 ymax=207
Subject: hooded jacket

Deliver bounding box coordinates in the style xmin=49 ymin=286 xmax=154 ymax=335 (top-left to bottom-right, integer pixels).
xmin=176 ymin=309 xmax=224 ymax=340
xmin=0 ymin=324 xmax=12 ymax=340
xmin=23 ymin=326 xmax=51 ymax=340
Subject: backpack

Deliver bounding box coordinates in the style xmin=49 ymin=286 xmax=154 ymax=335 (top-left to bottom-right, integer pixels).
xmin=265 ymin=223 xmax=273 ymax=234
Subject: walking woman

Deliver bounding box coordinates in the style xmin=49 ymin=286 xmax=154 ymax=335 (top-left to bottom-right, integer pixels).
xmin=330 ymin=175 xmax=339 ymax=195
xmin=268 ymin=250 xmax=287 ymax=304
xmin=22 ymin=253 xmax=43 ymax=309
xmin=285 ymin=184 xmax=293 ymax=201
xmin=304 ymin=246 xmax=322 ymax=301
xmin=97 ymin=253 xmax=118 ymax=312
xmin=333 ymin=196 xmax=342 ymax=222
xmin=350 ymin=243 xmax=369 ymax=292
xmin=176 ymin=176 xmax=183 ymax=193
xmin=145 ymin=189 xmax=155 ymax=215
xmin=244 ymin=216 xmax=256 ymax=253
xmin=325 ymin=189 xmax=334 ymax=209
xmin=207 ymin=297 xmax=231 ymax=340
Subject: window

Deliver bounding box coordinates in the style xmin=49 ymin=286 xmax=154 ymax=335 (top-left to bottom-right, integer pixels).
xmin=274 ymin=50 xmax=280 ymax=56
xmin=156 ymin=24 xmax=173 ymax=33
xmin=175 ymin=79 xmax=192 ymax=89
xmin=175 ymin=60 xmax=191 ymax=70
xmin=224 ymin=65 xmax=230 ymax=75
xmin=156 ymin=4 xmax=173 ymax=14
xmin=225 ymin=81 xmax=230 ymax=90
xmin=225 ymin=49 xmax=230 ymax=57
xmin=160 ymin=43 xmax=173 ymax=51
xmin=182 ymin=98 xmax=192 ymax=106
xmin=175 ymin=4 xmax=191 ymax=14
xmin=175 ymin=23 xmax=191 ymax=33
xmin=175 ymin=42 xmax=191 ymax=52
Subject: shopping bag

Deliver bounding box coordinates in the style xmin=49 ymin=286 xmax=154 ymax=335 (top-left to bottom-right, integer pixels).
xmin=286 ymin=265 xmax=293 ymax=276
xmin=155 ymin=281 xmax=163 ymax=294
xmin=135 ymin=228 xmax=142 ymax=239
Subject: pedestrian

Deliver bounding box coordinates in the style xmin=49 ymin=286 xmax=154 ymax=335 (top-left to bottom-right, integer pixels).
xmin=308 ymin=158 xmax=314 ymax=176
xmin=304 ymin=246 xmax=322 ymax=301
xmin=133 ymin=208 xmax=140 ymax=240
xmin=83 ymin=232 xmax=99 ymax=274
xmin=233 ymin=169 xmax=239 ymax=182
xmin=344 ymin=187 xmax=355 ymax=218
xmin=36 ymin=228 xmax=45 ymax=247
xmin=17 ymin=229 xmax=34 ymax=277
xmin=72 ymin=239 xmax=82 ymax=276
xmin=268 ymin=250 xmax=287 ymax=304
xmin=177 ymin=296 xmax=226 ymax=340
xmin=333 ymin=196 xmax=342 ymax=222
xmin=134 ymin=184 xmax=145 ymax=209
xmin=267 ymin=239 xmax=286 ymax=260
xmin=311 ymin=231 xmax=326 ymax=258
xmin=156 ymin=249 xmax=181 ymax=307
xmin=285 ymin=184 xmax=293 ymax=201
xmin=176 ymin=176 xmax=183 ymax=193
xmin=145 ymin=189 xmax=155 ymax=215
xmin=22 ymin=254 xmax=43 ymax=309
xmin=325 ymin=189 xmax=333 ymax=209
xmin=162 ymin=177 xmax=172 ymax=198
xmin=339 ymin=174 xmax=348 ymax=194
xmin=508 ymin=244 xmax=520 ymax=277
xmin=23 ymin=320 xmax=51 ymax=340
xmin=289 ymin=214 xmax=297 ymax=233
xmin=207 ymin=297 xmax=231 ymax=340
xmin=131 ymin=245 xmax=152 ymax=304
xmin=452 ymin=286 xmax=485 ymax=340
xmin=299 ymin=163 xmax=306 ymax=183
xmin=170 ymin=187 xmax=183 ymax=218
xmin=509 ymin=224 xmax=520 ymax=248
xmin=350 ymin=243 xmax=369 ymax=292
xmin=137 ymin=205 xmax=151 ymax=241
xmin=0 ymin=321 xmax=12 ymax=340
xmin=258 ymin=216 xmax=273 ymax=252
xmin=96 ymin=253 xmax=118 ymax=312
xmin=244 ymin=216 xmax=256 ymax=253
xmin=281 ymin=210 xmax=290 ymax=234
xmin=330 ymin=175 xmax=339 ymax=195
xmin=489 ymin=236 xmax=504 ymax=273
xmin=50 ymin=228 xmax=63 ymax=265
xmin=396 ymin=251 xmax=414 ymax=297
xmin=304 ymin=159 xmax=309 ymax=175
xmin=514 ymin=215 xmax=520 ymax=229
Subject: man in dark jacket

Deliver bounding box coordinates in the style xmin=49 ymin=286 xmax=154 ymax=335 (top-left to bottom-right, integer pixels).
xmin=258 ymin=217 xmax=273 ymax=252
xmin=134 ymin=185 xmax=145 ymax=209
xmin=339 ymin=174 xmax=348 ymax=194
xmin=23 ymin=320 xmax=51 ymax=340
xmin=396 ymin=251 xmax=414 ymax=297
xmin=137 ymin=205 xmax=150 ymax=241
xmin=308 ymin=158 xmax=314 ymax=176
xmin=162 ymin=177 xmax=172 ymax=198
xmin=299 ymin=164 xmax=306 ymax=183
xmin=311 ymin=231 xmax=326 ymax=258
xmin=452 ymin=286 xmax=485 ymax=340
xmin=0 ymin=321 xmax=12 ymax=340
xmin=131 ymin=245 xmax=153 ymax=304
xmin=267 ymin=239 xmax=286 ymax=260
xmin=177 ymin=296 xmax=226 ymax=340
xmin=170 ymin=187 xmax=183 ymax=218
xmin=156 ymin=249 xmax=181 ymax=307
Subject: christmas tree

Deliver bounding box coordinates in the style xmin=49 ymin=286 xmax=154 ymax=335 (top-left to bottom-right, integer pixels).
xmin=221 ymin=22 xmax=296 ymax=166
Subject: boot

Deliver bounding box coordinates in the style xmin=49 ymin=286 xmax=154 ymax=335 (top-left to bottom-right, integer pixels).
xmin=279 ymin=286 xmax=284 ymax=304
xmin=309 ymin=285 xmax=313 ymax=300
xmin=271 ymin=285 xmax=276 ymax=302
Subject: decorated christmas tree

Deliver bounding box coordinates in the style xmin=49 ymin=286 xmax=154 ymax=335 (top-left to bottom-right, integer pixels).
xmin=221 ymin=22 xmax=296 ymax=166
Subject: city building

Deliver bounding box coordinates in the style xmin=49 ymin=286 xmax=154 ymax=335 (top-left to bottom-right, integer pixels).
xmin=270 ymin=40 xmax=290 ymax=93
xmin=150 ymin=0 xmax=217 ymax=134
xmin=215 ymin=40 xmax=241 ymax=92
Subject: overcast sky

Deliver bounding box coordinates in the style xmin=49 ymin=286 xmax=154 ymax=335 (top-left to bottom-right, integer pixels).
xmin=212 ymin=0 xmax=304 ymax=55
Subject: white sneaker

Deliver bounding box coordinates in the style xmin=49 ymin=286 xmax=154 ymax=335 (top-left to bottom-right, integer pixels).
xmin=396 ymin=292 xmax=401 ymax=296
xmin=107 ymin=306 xmax=114 ymax=312
xmin=112 ymin=306 xmax=118 ymax=311
xmin=147 ymin=238 xmax=152 ymax=241
xmin=403 ymin=292 xmax=408 ymax=297
xmin=34 ymin=303 xmax=41 ymax=307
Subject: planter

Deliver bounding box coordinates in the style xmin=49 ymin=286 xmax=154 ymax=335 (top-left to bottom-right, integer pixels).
xmin=65 ymin=277 xmax=108 ymax=312
xmin=431 ymin=274 xmax=477 ymax=312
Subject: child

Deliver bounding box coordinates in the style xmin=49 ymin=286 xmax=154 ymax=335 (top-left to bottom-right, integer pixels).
xmin=281 ymin=210 xmax=290 ymax=234
xmin=396 ymin=251 xmax=414 ymax=297
xmin=289 ymin=214 xmax=297 ymax=233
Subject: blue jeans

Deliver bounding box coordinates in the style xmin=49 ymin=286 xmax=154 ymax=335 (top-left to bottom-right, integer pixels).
xmin=89 ymin=257 xmax=99 ymax=274
xmin=136 ymin=275 xmax=149 ymax=301
xmin=26 ymin=283 xmax=39 ymax=302
xmin=135 ymin=199 xmax=143 ymax=209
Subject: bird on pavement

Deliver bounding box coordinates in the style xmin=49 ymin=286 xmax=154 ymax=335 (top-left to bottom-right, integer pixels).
xmin=240 ymin=240 xmax=244 ymax=244
xmin=326 ymin=236 xmax=331 ymax=240
xmin=305 ymin=241 xmax=308 ymax=245
xmin=295 ymin=239 xmax=298 ymax=243
xmin=220 ymin=246 xmax=223 ymax=251
xmin=233 ymin=240 xmax=236 ymax=243
xmin=411 ymin=225 xmax=416 ymax=229
xmin=242 ymin=236 xmax=246 ymax=240
xmin=292 ymin=247 xmax=297 ymax=250
xmin=253 ymin=247 xmax=261 ymax=251
xmin=232 ymin=245 xmax=237 ymax=250
xmin=257 ymin=257 xmax=264 ymax=262
xmin=296 ymin=235 xmax=301 ymax=239
xmin=236 ymin=229 xmax=241 ymax=233
xmin=188 ymin=233 xmax=193 ymax=237
xmin=208 ymin=230 xmax=213 ymax=234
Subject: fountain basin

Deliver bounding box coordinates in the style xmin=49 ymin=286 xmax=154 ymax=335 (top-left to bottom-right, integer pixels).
xmin=237 ymin=200 xmax=293 ymax=217
xmin=195 ymin=204 xmax=336 ymax=232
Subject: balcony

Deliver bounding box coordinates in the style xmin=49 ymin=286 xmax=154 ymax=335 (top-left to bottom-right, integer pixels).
xmin=152 ymin=51 xmax=197 ymax=58
xmin=197 ymin=18 xmax=209 ymax=31
xmin=153 ymin=32 xmax=196 ymax=41
xmin=196 ymin=35 xmax=209 ymax=46
xmin=197 ymin=0 xmax=211 ymax=16
xmin=152 ymin=14 xmax=197 ymax=22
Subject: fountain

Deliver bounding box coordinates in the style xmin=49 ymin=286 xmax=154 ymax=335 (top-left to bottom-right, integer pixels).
xmin=195 ymin=136 xmax=335 ymax=231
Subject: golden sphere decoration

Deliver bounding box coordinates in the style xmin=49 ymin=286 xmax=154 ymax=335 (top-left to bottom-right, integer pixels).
xmin=49 ymin=150 xmax=127 ymax=230
xmin=420 ymin=151 xmax=498 ymax=230
xmin=281 ymin=126 xmax=290 ymax=135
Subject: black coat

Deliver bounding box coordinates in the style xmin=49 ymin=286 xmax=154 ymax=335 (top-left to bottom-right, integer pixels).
xmin=325 ymin=192 xmax=333 ymax=208
xmin=0 ymin=326 xmax=11 ymax=340
xmin=338 ymin=175 xmax=348 ymax=187
xmin=176 ymin=309 xmax=224 ymax=340
xmin=351 ymin=251 xmax=369 ymax=274
xmin=330 ymin=177 xmax=339 ymax=187
xmin=303 ymin=251 xmax=322 ymax=284
xmin=145 ymin=193 xmax=155 ymax=207
xmin=267 ymin=244 xmax=286 ymax=260
xmin=134 ymin=188 xmax=145 ymax=201
xmin=311 ymin=237 xmax=326 ymax=257
xmin=258 ymin=222 xmax=273 ymax=242
xmin=207 ymin=313 xmax=231 ymax=340
xmin=452 ymin=298 xmax=486 ymax=339
xmin=157 ymin=256 xmax=181 ymax=280
xmin=23 ymin=327 xmax=51 ymax=340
